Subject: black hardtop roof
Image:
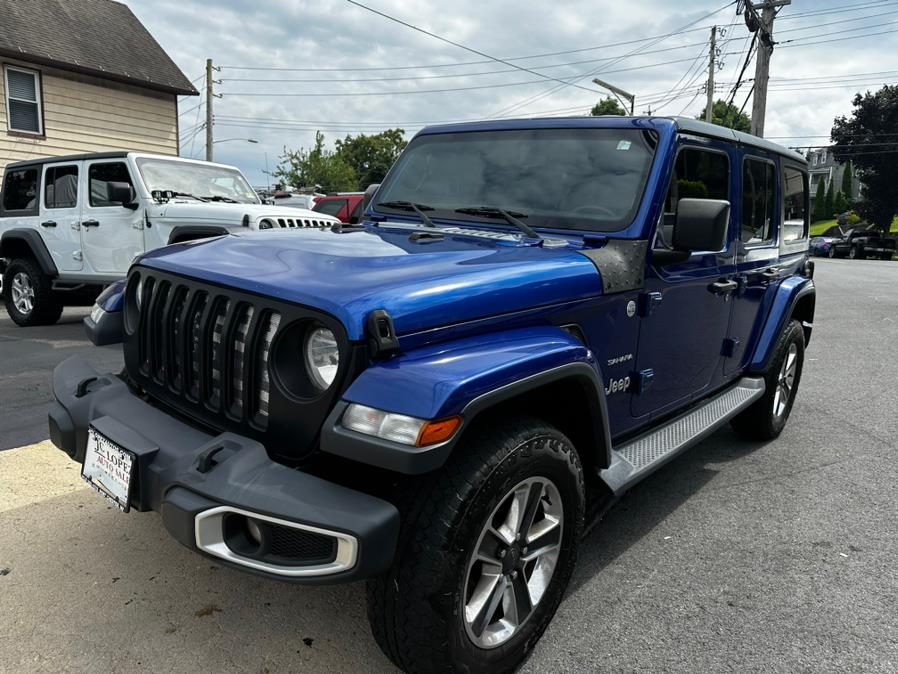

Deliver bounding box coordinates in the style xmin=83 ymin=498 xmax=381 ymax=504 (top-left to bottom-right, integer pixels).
xmin=4 ymin=151 xmax=131 ymax=171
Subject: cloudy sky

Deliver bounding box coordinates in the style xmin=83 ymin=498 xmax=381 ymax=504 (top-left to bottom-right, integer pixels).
xmin=132 ymin=0 xmax=898 ymax=185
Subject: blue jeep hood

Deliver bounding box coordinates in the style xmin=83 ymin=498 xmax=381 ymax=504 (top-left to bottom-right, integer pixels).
xmin=138 ymin=227 xmax=603 ymax=340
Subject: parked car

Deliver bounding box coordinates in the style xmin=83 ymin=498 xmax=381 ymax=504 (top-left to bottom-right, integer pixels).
xmin=272 ymin=191 xmax=323 ymax=210
xmin=50 ymin=117 xmax=814 ymax=674
xmin=313 ymin=192 xmax=365 ymax=223
xmin=809 ymin=236 xmax=839 ymax=256
xmin=827 ymin=228 xmax=896 ymax=259
xmin=0 ymin=152 xmax=339 ymax=325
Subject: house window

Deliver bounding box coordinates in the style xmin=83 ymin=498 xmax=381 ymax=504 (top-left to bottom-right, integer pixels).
xmin=4 ymin=66 xmax=43 ymax=135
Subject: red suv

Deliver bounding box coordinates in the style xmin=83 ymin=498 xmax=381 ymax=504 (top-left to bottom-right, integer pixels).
xmin=313 ymin=193 xmax=364 ymax=223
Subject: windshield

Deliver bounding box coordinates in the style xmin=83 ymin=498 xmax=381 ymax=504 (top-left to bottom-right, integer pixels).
xmin=136 ymin=158 xmax=260 ymax=204
xmin=373 ymin=128 xmax=657 ymax=232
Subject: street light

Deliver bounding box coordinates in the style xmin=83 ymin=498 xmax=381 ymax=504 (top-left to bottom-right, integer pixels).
xmin=212 ymin=137 xmax=259 ymax=145
xmin=592 ymin=78 xmax=635 ymax=116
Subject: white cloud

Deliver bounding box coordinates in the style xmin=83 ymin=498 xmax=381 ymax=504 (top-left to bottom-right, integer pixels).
xmin=130 ymin=0 xmax=898 ymax=183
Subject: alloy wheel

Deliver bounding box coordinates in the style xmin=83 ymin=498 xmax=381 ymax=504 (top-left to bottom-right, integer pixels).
xmin=11 ymin=272 xmax=35 ymax=316
xmin=463 ymin=476 xmax=563 ymax=649
xmin=773 ymin=342 xmax=798 ymax=418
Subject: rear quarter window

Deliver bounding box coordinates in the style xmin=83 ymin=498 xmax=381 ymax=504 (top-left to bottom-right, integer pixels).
xmin=1 ymin=167 xmax=40 ymax=214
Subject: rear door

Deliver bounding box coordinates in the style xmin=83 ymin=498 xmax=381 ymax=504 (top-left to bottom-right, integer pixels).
xmin=724 ymin=153 xmax=785 ymax=375
xmin=40 ymin=161 xmax=83 ymax=272
xmin=632 ymin=141 xmax=736 ymax=419
xmin=81 ymin=159 xmax=143 ymax=275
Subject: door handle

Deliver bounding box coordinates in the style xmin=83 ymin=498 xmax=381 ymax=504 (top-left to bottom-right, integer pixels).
xmin=708 ymin=279 xmax=738 ymax=295
xmin=82 ymin=219 xmax=100 ymax=228
xmin=41 ymin=220 xmax=57 ymax=228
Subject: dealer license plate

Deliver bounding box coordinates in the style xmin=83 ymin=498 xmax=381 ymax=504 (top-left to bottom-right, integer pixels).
xmin=82 ymin=427 xmax=135 ymax=512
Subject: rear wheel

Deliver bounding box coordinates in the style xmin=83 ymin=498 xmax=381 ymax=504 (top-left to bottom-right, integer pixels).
xmin=2 ymin=258 xmax=63 ymax=326
xmin=828 ymin=246 xmax=837 ymax=258
xmin=849 ymin=246 xmax=859 ymax=259
xmin=367 ymin=417 xmax=585 ymax=674
xmin=881 ymin=252 xmax=893 ymax=261
xmin=730 ymin=319 xmax=805 ymax=441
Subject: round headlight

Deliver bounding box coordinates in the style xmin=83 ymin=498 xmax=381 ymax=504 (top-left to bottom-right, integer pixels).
xmin=259 ymin=218 xmax=274 ymax=230
xmin=305 ymin=327 xmax=339 ymax=390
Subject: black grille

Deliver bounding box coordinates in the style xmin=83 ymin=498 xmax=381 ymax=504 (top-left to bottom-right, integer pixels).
xmin=269 ymin=524 xmax=337 ymax=564
xmin=124 ymin=267 xmax=358 ymax=459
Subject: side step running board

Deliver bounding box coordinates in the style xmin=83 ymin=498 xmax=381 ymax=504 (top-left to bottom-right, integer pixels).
xmin=600 ymin=377 xmax=765 ymax=494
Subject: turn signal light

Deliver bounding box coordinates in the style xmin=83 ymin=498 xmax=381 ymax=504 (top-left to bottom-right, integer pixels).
xmin=417 ymin=417 xmax=462 ymax=447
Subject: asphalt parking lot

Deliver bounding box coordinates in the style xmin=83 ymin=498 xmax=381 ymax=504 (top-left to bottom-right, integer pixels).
xmin=1 ymin=258 xmax=897 ymax=673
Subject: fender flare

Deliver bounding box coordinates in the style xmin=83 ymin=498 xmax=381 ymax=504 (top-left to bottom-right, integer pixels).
xmin=0 ymin=229 xmax=58 ymax=277
xmin=167 ymin=225 xmax=231 ymax=245
xmin=748 ymin=277 xmax=815 ymax=373
xmin=321 ymin=326 xmax=612 ymax=475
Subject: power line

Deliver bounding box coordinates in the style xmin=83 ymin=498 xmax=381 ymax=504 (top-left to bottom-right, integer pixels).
xmin=778 ymin=0 xmax=897 ymax=20
xmin=344 ymin=0 xmax=597 ymax=95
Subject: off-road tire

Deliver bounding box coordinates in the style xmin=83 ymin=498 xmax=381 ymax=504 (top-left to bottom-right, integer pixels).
xmin=730 ymin=319 xmax=805 ymax=441
xmin=366 ymin=417 xmax=585 ymax=674
xmin=2 ymin=258 xmax=63 ymax=327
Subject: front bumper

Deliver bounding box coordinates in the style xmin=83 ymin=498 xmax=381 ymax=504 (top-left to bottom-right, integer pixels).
xmin=49 ymin=356 xmax=399 ymax=584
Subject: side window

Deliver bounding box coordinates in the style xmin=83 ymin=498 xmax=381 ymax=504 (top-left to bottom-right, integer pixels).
xmin=1 ymin=167 xmax=39 ymax=212
xmin=657 ymin=147 xmax=729 ymax=249
xmin=315 ymin=199 xmax=347 ymax=217
xmin=782 ymin=166 xmax=808 ymax=243
xmin=741 ymin=158 xmax=776 ymax=245
xmin=89 ymin=162 xmax=134 ymax=207
xmin=44 ymin=165 xmax=79 ymax=209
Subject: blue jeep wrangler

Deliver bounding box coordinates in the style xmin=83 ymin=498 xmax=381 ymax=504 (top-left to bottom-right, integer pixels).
xmin=50 ymin=117 xmax=815 ymax=673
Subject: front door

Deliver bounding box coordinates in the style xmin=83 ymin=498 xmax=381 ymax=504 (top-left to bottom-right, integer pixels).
xmin=39 ymin=162 xmax=83 ymax=272
xmin=80 ymin=159 xmax=143 ymax=275
xmin=632 ymin=142 xmax=736 ymax=419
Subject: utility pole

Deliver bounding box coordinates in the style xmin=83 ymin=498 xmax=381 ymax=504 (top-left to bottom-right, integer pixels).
xmin=205 ymin=58 xmax=216 ymax=161
xmin=705 ymin=26 xmax=716 ymax=123
xmin=747 ymin=0 xmax=791 ymax=137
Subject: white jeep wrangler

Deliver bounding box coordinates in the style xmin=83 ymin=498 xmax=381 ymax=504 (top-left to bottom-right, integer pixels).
xmin=0 ymin=152 xmax=339 ymax=326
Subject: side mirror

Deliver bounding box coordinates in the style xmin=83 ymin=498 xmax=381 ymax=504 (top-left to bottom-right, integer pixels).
xmin=671 ymin=198 xmax=730 ymax=253
xmin=107 ymin=181 xmax=138 ymax=210
xmin=361 ymin=183 xmax=380 ymax=214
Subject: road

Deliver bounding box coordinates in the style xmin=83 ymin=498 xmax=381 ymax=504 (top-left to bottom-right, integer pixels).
xmin=1 ymin=259 xmax=897 ymax=673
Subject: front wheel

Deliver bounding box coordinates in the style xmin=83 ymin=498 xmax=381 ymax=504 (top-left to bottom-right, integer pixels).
xmin=849 ymin=246 xmax=859 ymax=259
xmin=367 ymin=417 xmax=585 ymax=674
xmin=731 ymin=319 xmax=805 ymax=441
xmin=828 ymin=246 xmax=837 ymax=258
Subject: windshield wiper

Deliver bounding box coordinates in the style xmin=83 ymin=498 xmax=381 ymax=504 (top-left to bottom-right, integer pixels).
xmin=201 ymin=195 xmax=240 ymax=203
xmin=377 ymin=200 xmax=436 ymax=227
xmin=454 ymin=206 xmax=540 ymax=240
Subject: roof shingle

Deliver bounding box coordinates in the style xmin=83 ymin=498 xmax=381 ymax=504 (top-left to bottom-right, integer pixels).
xmin=0 ymin=0 xmax=198 ymax=96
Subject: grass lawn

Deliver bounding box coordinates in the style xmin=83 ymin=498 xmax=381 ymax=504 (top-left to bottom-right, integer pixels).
xmin=810 ymin=216 xmax=898 ymax=237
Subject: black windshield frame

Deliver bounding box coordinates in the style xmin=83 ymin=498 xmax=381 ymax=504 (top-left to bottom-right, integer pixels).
xmin=372 ymin=128 xmax=658 ymax=233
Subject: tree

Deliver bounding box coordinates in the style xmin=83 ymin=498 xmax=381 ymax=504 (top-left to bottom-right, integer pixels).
xmin=832 ymin=85 xmax=898 ymax=232
xmin=590 ymin=96 xmax=626 ymax=116
xmin=334 ymin=129 xmax=407 ymax=190
xmin=833 ymin=190 xmax=847 ymax=215
xmin=840 ymin=160 xmax=854 ymax=208
xmin=813 ymin=179 xmax=827 ymax=222
xmin=824 ymin=178 xmax=834 ymax=218
xmin=274 ymin=131 xmax=357 ymax=193
xmin=695 ymin=99 xmax=751 ymax=132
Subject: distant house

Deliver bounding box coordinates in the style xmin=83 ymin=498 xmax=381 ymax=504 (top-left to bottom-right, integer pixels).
xmin=0 ymin=0 xmax=197 ymax=177
xmin=807 ymin=147 xmax=862 ymax=211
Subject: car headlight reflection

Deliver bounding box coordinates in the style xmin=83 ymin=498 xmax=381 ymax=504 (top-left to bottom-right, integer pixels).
xmin=305 ymin=326 xmax=339 ymax=390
